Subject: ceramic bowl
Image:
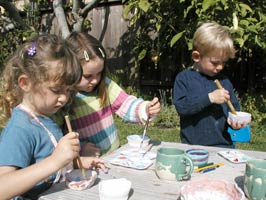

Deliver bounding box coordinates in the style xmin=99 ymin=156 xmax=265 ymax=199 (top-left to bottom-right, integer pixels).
xmin=65 ymin=169 xmax=97 ymax=191
xmin=185 ymin=149 xmax=209 ymax=166
xmin=127 ymin=134 xmax=150 ymax=148
xmin=99 ymin=178 xmax=131 ymax=200
xmin=228 ymin=111 xmax=251 ymax=124
xmin=179 ymin=178 xmax=245 ymax=200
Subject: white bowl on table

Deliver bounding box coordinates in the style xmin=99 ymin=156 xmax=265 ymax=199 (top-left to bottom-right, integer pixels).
xmin=126 ymin=134 xmax=150 ymax=148
xmin=99 ymin=178 xmax=131 ymax=200
xmin=228 ymin=111 xmax=251 ymax=124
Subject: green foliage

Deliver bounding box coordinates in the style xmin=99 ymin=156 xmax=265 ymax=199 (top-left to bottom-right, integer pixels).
xmin=240 ymin=90 xmax=266 ymax=134
xmin=0 ymin=28 xmax=38 ymax=71
xmin=122 ymin=0 xmax=266 ymax=73
xmin=0 ymin=30 xmax=22 ymax=70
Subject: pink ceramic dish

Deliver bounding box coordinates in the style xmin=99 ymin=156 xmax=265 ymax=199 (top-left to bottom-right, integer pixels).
xmin=65 ymin=169 xmax=97 ymax=191
xmin=179 ymin=178 xmax=245 ymax=200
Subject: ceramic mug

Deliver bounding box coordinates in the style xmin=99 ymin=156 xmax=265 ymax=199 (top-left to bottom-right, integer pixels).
xmin=155 ymin=147 xmax=194 ymax=181
xmin=244 ymin=159 xmax=266 ymax=200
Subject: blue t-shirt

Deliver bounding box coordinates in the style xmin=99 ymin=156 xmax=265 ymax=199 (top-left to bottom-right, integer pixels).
xmin=0 ymin=107 xmax=63 ymax=199
xmin=173 ymin=68 xmax=240 ymax=147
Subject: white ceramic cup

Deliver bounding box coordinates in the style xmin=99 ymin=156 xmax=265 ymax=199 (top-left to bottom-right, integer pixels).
xmin=99 ymin=178 xmax=131 ymax=200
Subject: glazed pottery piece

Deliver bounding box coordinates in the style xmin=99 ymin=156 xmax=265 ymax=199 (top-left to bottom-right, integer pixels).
xmin=179 ymin=178 xmax=245 ymax=200
xmin=155 ymin=147 xmax=194 ymax=181
xmin=244 ymin=159 xmax=266 ymax=200
xmin=185 ymin=149 xmax=209 ymax=166
xmin=65 ymin=169 xmax=97 ymax=191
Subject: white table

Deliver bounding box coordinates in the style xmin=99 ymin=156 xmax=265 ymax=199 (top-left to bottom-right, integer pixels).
xmin=38 ymin=142 xmax=265 ymax=200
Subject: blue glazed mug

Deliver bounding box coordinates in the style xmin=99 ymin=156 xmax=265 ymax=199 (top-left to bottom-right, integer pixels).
xmin=244 ymin=159 xmax=266 ymax=200
xmin=155 ymin=147 xmax=194 ymax=181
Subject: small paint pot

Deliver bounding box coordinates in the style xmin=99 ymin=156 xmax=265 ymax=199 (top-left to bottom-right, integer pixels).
xmin=185 ymin=149 xmax=209 ymax=166
xmin=126 ymin=134 xmax=150 ymax=148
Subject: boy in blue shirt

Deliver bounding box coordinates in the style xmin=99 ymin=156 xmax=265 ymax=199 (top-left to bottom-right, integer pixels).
xmin=173 ymin=22 xmax=247 ymax=148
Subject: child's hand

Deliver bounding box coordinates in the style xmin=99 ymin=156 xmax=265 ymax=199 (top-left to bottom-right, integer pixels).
xmin=81 ymin=142 xmax=101 ymax=157
xmin=81 ymin=157 xmax=108 ymax=173
xmin=51 ymin=132 xmax=80 ymax=169
xmin=227 ymin=118 xmax=248 ymax=129
xmin=208 ymin=88 xmax=230 ymax=104
xmin=147 ymin=97 xmax=161 ymax=117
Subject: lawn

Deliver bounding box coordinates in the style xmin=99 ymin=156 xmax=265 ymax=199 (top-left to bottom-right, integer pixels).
xmin=115 ymin=111 xmax=266 ymax=152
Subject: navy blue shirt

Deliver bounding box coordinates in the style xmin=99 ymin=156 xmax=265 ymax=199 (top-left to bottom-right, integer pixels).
xmin=173 ymin=68 xmax=240 ymax=147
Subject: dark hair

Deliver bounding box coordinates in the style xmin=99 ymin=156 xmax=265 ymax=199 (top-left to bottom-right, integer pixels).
xmin=0 ymin=33 xmax=82 ymax=126
xmin=67 ymin=31 xmax=108 ymax=107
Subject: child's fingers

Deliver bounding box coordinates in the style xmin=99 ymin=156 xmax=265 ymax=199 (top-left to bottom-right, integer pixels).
xmin=64 ymin=132 xmax=79 ymax=139
xmin=92 ymin=160 xmax=108 ymax=172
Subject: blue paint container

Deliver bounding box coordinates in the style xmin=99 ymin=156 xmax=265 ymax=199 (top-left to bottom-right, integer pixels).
xmin=185 ymin=149 xmax=209 ymax=166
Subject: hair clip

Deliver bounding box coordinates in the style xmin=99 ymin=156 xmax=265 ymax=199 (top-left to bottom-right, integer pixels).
xmin=98 ymin=47 xmax=105 ymax=58
xmin=83 ymin=50 xmax=90 ymax=61
xmin=26 ymin=42 xmax=37 ymax=56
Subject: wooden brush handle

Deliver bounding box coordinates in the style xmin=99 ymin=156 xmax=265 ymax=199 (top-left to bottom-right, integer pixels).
xmin=214 ymin=80 xmax=237 ymax=115
xmin=65 ymin=115 xmax=86 ymax=177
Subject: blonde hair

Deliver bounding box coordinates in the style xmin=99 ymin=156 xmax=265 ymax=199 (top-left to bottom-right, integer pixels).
xmin=0 ymin=34 xmax=82 ymax=127
xmin=193 ymin=22 xmax=235 ymax=59
xmin=67 ymin=32 xmax=108 ymax=107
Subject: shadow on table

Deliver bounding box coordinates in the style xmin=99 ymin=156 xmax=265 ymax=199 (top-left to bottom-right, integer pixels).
xmin=149 ymin=139 xmax=161 ymax=149
xmin=128 ymin=188 xmax=134 ymax=198
xmin=235 ymin=175 xmax=245 ymax=191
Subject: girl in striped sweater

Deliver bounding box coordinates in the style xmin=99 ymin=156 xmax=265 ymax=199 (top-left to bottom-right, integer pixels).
xmin=54 ymin=32 xmax=161 ymax=156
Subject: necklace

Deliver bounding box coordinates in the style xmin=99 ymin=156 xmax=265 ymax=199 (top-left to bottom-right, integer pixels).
xmin=18 ymin=104 xmax=61 ymax=183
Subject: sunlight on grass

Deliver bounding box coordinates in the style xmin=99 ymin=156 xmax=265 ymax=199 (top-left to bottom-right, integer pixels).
xmin=115 ymin=116 xmax=266 ymax=152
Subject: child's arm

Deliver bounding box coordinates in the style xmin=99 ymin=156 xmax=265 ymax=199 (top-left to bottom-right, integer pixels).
xmin=0 ymin=132 xmax=80 ymax=199
xmin=108 ymin=79 xmax=160 ymax=123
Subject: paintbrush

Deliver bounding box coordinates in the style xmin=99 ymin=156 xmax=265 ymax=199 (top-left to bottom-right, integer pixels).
xmin=214 ymin=79 xmax=237 ymax=115
xmin=139 ymin=115 xmax=150 ymax=151
xmin=65 ymin=115 xmax=86 ymax=178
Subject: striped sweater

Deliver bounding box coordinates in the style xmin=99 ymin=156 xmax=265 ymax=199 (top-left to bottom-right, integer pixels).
xmin=53 ymin=78 xmax=148 ymax=155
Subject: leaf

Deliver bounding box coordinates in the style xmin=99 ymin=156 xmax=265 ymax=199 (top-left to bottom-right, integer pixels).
xmin=239 ymin=3 xmax=253 ymax=13
xmin=202 ymin=0 xmax=215 ymax=12
xmin=170 ymin=31 xmax=184 ymax=47
xmin=239 ymin=19 xmax=250 ymax=28
xmin=233 ymin=13 xmax=238 ymax=30
xmin=138 ymin=0 xmax=150 ymax=13
xmin=235 ymin=38 xmax=244 ymax=47
xmin=138 ymin=49 xmax=147 ymax=61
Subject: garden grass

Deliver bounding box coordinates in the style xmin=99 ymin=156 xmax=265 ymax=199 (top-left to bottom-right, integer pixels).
xmin=115 ymin=117 xmax=266 ymax=152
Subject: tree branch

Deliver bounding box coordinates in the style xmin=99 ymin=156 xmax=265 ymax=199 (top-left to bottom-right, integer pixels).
xmin=0 ymin=0 xmax=29 ymax=30
xmin=53 ymin=0 xmax=70 ymax=38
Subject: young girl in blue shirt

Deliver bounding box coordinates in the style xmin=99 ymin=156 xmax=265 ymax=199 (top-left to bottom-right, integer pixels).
xmin=0 ymin=34 xmax=106 ymax=199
